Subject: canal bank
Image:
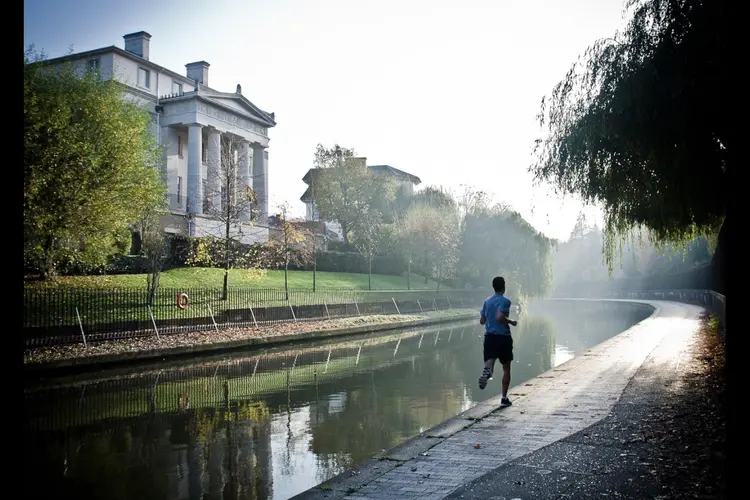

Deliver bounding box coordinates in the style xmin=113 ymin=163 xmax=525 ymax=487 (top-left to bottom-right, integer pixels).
xmin=293 ymin=299 xmax=721 ymax=499
xmin=24 ymin=309 xmax=476 ymax=374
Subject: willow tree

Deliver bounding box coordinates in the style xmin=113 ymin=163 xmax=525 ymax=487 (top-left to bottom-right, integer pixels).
xmin=531 ymin=0 xmax=729 ymax=292
xmin=24 ymin=46 xmax=165 ymax=278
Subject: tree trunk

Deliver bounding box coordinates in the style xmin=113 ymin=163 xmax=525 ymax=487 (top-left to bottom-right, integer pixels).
xmin=312 ymin=228 xmax=317 ymax=292
xmin=342 ymin=224 xmax=350 ymax=245
xmin=407 ymin=255 xmax=411 ymax=291
xmin=223 ymin=212 xmax=231 ymax=301
xmin=368 ymin=255 xmax=372 ymax=291
xmin=285 ymin=259 xmax=289 ymax=301
xmin=711 ymin=215 xmax=728 ymax=296
xmin=42 ymin=234 xmax=56 ymax=280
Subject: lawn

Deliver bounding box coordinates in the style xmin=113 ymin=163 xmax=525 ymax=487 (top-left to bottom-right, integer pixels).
xmin=25 ymin=267 xmax=445 ymax=291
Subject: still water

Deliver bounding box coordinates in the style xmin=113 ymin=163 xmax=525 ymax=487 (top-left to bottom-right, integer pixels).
xmin=24 ymin=301 xmax=651 ymax=500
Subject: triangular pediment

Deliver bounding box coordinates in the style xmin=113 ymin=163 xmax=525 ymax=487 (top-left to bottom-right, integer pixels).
xmin=202 ymin=94 xmax=276 ymax=127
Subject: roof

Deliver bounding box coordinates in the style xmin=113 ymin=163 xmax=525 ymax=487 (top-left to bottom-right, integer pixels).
xmin=301 ymin=164 xmax=421 ymax=190
xmin=36 ymin=46 xmax=276 ymax=127
xmin=368 ymin=165 xmax=421 ymax=184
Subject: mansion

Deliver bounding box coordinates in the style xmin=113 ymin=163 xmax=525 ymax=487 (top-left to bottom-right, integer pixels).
xmin=42 ymin=31 xmax=276 ymax=244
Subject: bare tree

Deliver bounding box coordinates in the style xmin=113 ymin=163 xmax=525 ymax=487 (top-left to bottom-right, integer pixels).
xmin=200 ymin=134 xmax=258 ymax=300
xmin=269 ymin=202 xmax=315 ymax=299
xmin=138 ymin=207 xmax=170 ymax=306
xmin=354 ymin=206 xmax=382 ymax=291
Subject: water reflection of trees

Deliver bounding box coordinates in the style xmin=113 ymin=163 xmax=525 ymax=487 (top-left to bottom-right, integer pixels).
xmin=24 ymin=307 xmax=649 ymax=500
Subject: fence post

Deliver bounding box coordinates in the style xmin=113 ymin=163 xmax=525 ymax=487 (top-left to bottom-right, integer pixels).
xmin=324 ymin=301 xmax=331 ymax=320
xmin=289 ymin=300 xmax=297 ymax=323
xmin=75 ymin=307 xmax=87 ymax=348
xmin=447 ymin=297 xmax=453 ymax=309
xmin=393 ymin=338 xmax=402 ymax=357
xmin=206 ymin=303 xmax=219 ymax=332
xmin=392 ymin=297 xmax=401 ymax=315
xmin=148 ymin=305 xmax=160 ymax=340
xmin=354 ymin=300 xmax=361 ymax=316
xmin=249 ymin=305 xmax=258 ymax=328
xmin=417 ymin=299 xmax=424 ymax=313
xmin=432 ymin=298 xmax=438 ymax=312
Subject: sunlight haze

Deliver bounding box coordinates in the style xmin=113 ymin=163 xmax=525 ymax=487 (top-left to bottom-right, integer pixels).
xmin=24 ymin=0 xmax=627 ymax=241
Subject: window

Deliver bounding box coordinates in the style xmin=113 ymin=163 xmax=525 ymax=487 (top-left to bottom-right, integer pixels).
xmin=202 ymin=180 xmax=209 ymax=212
xmin=87 ymin=58 xmax=100 ymax=72
xmin=202 ymin=142 xmax=207 ymax=163
xmin=177 ymin=135 xmax=183 ymax=158
xmin=137 ymin=67 xmax=150 ymax=88
xmin=177 ymin=177 xmax=183 ymax=205
xmin=172 ymin=81 xmax=183 ymax=94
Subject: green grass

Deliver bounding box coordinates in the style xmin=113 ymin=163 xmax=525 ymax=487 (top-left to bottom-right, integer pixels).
xmin=25 ymin=267 xmax=446 ymax=291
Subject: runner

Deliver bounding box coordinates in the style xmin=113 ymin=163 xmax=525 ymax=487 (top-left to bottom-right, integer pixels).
xmin=478 ymin=276 xmax=517 ymax=407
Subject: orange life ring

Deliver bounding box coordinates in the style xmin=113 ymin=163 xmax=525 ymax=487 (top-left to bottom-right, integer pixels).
xmin=177 ymin=293 xmax=189 ymax=309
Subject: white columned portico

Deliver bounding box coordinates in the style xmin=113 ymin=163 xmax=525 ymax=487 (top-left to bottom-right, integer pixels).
xmin=207 ymin=129 xmax=222 ymax=213
xmin=238 ymin=140 xmax=251 ymax=220
xmin=252 ymin=143 xmax=268 ymax=223
xmin=187 ymin=123 xmax=203 ymax=215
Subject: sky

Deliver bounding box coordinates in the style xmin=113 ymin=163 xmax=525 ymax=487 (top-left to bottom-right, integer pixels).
xmin=24 ymin=0 xmax=628 ymax=242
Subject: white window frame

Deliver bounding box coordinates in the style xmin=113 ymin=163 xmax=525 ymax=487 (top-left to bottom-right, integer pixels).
xmin=172 ymin=80 xmax=183 ymax=94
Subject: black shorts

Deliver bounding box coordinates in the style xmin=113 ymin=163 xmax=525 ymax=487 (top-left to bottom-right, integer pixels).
xmin=483 ymin=334 xmax=513 ymax=363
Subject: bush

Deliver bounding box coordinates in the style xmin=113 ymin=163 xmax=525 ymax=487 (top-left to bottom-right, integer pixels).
xmin=168 ymin=236 xmax=406 ymax=276
xmin=288 ymin=251 xmax=406 ymax=276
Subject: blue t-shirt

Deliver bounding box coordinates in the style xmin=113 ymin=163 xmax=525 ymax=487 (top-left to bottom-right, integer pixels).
xmin=481 ymin=294 xmax=512 ymax=335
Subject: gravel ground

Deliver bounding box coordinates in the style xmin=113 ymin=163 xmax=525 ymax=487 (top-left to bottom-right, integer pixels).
xmin=24 ymin=309 xmax=474 ymax=365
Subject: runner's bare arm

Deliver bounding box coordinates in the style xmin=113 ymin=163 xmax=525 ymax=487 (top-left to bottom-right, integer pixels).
xmin=495 ymin=310 xmax=517 ymax=326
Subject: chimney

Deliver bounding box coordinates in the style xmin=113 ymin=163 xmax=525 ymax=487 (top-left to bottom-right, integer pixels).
xmin=186 ymin=61 xmax=210 ymax=87
xmin=123 ymin=31 xmax=151 ymax=60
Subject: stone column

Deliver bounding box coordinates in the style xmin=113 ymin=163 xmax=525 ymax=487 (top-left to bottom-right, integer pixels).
xmin=186 ymin=123 xmax=203 ymax=215
xmin=206 ymin=129 xmax=222 ymax=213
xmin=252 ymin=144 xmax=268 ymax=223
xmin=238 ymin=140 xmax=251 ymax=220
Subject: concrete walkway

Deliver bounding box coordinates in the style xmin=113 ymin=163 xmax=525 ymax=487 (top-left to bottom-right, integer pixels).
xmin=292 ymin=300 xmax=709 ymax=500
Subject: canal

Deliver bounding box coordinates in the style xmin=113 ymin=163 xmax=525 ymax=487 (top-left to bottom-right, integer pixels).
xmin=24 ymin=300 xmax=652 ymax=500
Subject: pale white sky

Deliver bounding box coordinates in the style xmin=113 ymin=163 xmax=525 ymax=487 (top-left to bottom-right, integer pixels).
xmin=25 ymin=0 xmax=628 ymax=241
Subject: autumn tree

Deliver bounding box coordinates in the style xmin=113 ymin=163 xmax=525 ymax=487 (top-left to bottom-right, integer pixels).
xmin=312 ymin=144 xmax=395 ymax=244
xmin=398 ymin=203 xmax=460 ymax=290
xmin=24 ymin=46 xmax=165 ymax=278
xmin=268 ymin=203 xmax=315 ymax=297
xmin=198 ymin=135 xmax=258 ymax=299
xmin=531 ymin=0 xmax=729 ymax=292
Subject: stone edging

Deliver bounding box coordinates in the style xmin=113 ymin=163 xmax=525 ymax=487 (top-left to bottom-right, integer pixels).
xmin=24 ymin=313 xmax=476 ymax=374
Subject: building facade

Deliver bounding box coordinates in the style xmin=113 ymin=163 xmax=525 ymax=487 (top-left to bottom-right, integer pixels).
xmin=43 ymin=31 xmax=276 ymax=244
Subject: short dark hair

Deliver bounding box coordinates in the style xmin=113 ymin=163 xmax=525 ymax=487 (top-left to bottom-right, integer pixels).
xmin=492 ymin=276 xmax=505 ymax=292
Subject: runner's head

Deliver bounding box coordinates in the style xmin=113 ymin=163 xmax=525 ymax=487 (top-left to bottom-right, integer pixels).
xmin=492 ymin=276 xmax=505 ymax=294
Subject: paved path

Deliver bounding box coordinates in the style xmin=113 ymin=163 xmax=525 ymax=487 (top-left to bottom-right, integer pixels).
xmin=292 ymin=300 xmax=706 ymax=500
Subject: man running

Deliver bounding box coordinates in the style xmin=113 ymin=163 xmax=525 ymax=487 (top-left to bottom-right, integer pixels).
xmin=478 ymin=276 xmax=516 ymax=407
